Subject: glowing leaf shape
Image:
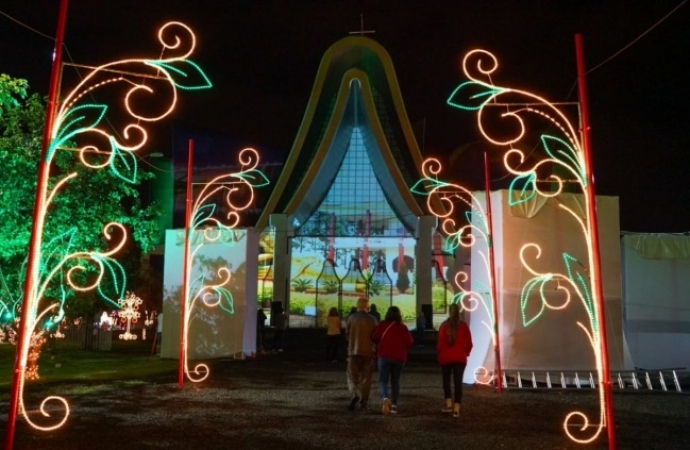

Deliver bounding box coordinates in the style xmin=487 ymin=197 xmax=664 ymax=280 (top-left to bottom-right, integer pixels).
xmin=50 ymin=104 xmax=108 ymax=159
xmin=541 ymin=135 xmax=585 ymax=185
xmin=520 ymin=274 xmax=553 ymax=327
xmin=109 ymin=138 xmax=139 ymax=184
xmin=235 ymin=168 xmax=270 ymax=187
xmin=508 ymin=172 xmax=537 ymax=205
xmin=562 ymin=253 xmax=597 ymax=330
xmin=217 ymin=287 xmax=234 ymax=315
xmin=96 ymin=256 xmax=128 ymax=308
xmin=410 ymin=178 xmax=449 ymax=195
xmin=444 ymin=232 xmax=462 ymax=252
xmin=146 ymin=60 xmax=213 ymax=90
xmin=193 ymin=204 xmax=217 ymax=227
xmin=447 ymin=81 xmax=504 ymax=111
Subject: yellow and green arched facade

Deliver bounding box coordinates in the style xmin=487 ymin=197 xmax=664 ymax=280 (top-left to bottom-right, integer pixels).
xmin=256 ymin=35 xmax=453 ymax=328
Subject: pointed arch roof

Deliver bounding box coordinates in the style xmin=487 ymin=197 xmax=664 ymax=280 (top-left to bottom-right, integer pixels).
xmin=256 ymin=35 xmax=442 ymax=232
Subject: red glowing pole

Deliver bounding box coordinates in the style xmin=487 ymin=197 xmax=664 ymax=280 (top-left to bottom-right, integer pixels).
xmin=179 ymin=139 xmax=194 ymax=388
xmin=575 ymin=34 xmax=616 ymax=449
xmin=363 ymin=210 xmax=371 ymax=270
xmin=5 ymin=1 xmax=69 ymax=448
xmin=328 ymin=213 xmax=335 ymax=261
xmin=484 ymin=152 xmax=503 ymax=393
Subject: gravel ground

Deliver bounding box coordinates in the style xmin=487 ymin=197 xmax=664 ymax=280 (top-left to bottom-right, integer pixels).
xmin=2 ymin=330 xmax=689 ymax=450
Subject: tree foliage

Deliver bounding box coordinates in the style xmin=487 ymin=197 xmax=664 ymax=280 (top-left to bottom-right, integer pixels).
xmin=0 ymin=74 xmax=160 ymax=320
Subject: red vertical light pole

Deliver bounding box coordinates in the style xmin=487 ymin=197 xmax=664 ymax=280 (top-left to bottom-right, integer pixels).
xmin=363 ymin=210 xmax=371 ymax=270
xmin=328 ymin=213 xmax=336 ymax=261
xmin=575 ymin=33 xmax=616 ymax=449
xmin=179 ymin=139 xmax=194 ymax=388
xmin=484 ymin=152 xmax=503 ymax=393
xmin=5 ymin=1 xmax=69 ymax=448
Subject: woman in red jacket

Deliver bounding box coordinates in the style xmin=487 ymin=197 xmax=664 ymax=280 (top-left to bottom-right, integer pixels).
xmin=371 ymin=306 xmax=414 ymax=416
xmin=436 ymin=303 xmax=473 ymax=417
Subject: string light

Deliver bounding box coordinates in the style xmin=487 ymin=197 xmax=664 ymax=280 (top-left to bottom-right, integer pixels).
xmin=448 ymin=48 xmax=607 ymax=444
xmin=14 ymin=21 xmax=211 ymax=432
xmin=182 ymin=147 xmax=268 ymax=383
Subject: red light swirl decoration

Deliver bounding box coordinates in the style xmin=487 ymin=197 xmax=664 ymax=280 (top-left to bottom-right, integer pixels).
xmin=411 ymin=158 xmax=496 ymax=384
xmin=14 ymin=22 xmax=211 ymax=431
xmin=182 ymin=148 xmax=268 ymax=382
xmin=447 ymin=49 xmax=606 ymax=444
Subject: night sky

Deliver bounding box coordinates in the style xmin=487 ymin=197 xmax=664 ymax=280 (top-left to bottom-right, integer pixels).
xmin=1 ymin=0 xmax=689 ymax=233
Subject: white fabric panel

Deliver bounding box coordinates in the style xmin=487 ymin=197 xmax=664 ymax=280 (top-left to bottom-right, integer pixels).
xmin=621 ymin=234 xmax=690 ymax=370
xmin=466 ymin=190 xmax=631 ymax=384
xmin=162 ymin=228 xmax=251 ymax=360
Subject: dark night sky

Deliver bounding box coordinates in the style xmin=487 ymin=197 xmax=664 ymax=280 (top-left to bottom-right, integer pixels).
xmin=1 ymin=0 xmax=689 ymax=233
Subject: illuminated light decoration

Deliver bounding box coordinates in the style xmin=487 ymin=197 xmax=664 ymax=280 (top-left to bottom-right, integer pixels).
xmin=9 ymin=21 xmax=211 ymax=434
xmin=181 ymin=147 xmax=268 ymax=383
xmin=448 ymin=49 xmax=609 ymax=444
xmin=411 ymin=158 xmax=497 ymax=385
xmin=118 ymin=292 xmax=143 ymax=340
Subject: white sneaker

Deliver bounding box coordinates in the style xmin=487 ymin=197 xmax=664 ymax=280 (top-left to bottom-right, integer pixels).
xmin=381 ymin=398 xmax=392 ymax=416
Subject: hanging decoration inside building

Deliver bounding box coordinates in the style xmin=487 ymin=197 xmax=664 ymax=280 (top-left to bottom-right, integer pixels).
xmin=447 ymin=48 xmax=607 ymax=444
xmin=181 ymin=147 xmax=268 ymax=383
xmin=12 ymin=21 xmax=211 ymax=432
xmin=411 ymin=158 xmax=496 ymax=384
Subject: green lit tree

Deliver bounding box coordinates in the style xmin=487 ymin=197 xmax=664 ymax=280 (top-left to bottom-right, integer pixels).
xmin=0 ymin=74 xmax=160 ymax=322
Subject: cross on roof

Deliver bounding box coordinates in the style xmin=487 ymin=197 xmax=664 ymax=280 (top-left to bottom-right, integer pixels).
xmin=349 ymin=13 xmax=375 ymax=36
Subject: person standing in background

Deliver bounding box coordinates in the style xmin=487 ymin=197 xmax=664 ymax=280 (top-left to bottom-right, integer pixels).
xmin=345 ymin=296 xmax=377 ymax=412
xmin=369 ymin=303 xmax=381 ymax=323
xmin=156 ymin=312 xmax=163 ymax=356
xmin=326 ymin=307 xmax=342 ymax=362
xmin=257 ymin=308 xmax=267 ymax=353
xmin=437 ymin=303 xmax=473 ymax=418
xmin=272 ymin=304 xmax=287 ymax=352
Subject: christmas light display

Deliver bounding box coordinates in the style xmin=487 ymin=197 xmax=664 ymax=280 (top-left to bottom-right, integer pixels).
xmin=411 ymin=158 xmax=497 ymax=384
xmin=118 ymin=292 xmax=143 ymax=340
xmin=447 ymin=48 xmax=610 ymax=444
xmin=181 ymin=147 xmax=268 ymax=383
xmin=9 ymin=21 xmax=211 ymax=434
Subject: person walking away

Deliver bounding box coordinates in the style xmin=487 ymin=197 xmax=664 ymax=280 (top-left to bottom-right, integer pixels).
xmin=257 ymin=308 xmax=267 ymax=353
xmin=156 ymin=312 xmax=163 ymax=355
xmin=326 ymin=307 xmax=342 ymax=362
xmin=369 ymin=303 xmax=381 ymax=323
xmin=437 ymin=303 xmax=473 ymax=418
xmin=273 ymin=304 xmax=287 ymax=352
xmin=371 ymin=306 xmax=414 ymax=416
xmin=345 ymin=296 xmax=377 ymax=412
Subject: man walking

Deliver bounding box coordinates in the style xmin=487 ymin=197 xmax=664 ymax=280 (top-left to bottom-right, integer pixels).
xmin=345 ymin=296 xmax=377 ymax=412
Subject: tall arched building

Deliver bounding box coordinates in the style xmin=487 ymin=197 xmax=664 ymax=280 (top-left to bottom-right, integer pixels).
xmin=255 ymin=35 xmax=451 ymax=328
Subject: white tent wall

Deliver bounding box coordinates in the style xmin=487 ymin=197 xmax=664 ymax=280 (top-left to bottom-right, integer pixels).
xmin=621 ymin=234 xmax=690 ymax=371
xmin=465 ymin=190 xmax=632 ymax=384
xmin=161 ymin=228 xmax=258 ymax=360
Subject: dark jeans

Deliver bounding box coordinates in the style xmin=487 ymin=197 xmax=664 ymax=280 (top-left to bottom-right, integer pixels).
xmin=378 ymin=358 xmax=404 ymax=405
xmin=441 ymin=363 xmax=467 ymax=404
xmin=326 ymin=334 xmax=340 ymax=361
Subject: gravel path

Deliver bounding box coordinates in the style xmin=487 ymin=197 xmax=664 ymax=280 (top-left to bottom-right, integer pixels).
xmin=2 ymin=332 xmax=689 ymax=450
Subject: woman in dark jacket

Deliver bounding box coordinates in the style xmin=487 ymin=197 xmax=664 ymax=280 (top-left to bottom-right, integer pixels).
xmin=437 ymin=303 xmax=473 ymax=417
xmin=371 ymin=306 xmax=414 ymax=416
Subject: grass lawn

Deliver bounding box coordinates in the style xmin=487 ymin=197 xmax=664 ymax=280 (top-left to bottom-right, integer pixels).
xmin=0 ymin=339 xmax=178 ymax=397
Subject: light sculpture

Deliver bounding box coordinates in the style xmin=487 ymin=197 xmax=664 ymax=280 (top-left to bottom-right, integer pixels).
xmin=180 ymin=147 xmax=268 ymax=384
xmin=6 ymin=18 xmax=211 ymax=441
xmin=411 ymin=159 xmax=498 ymax=385
xmin=446 ymin=47 xmax=613 ymax=445
xmin=118 ymin=292 xmax=143 ymax=340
